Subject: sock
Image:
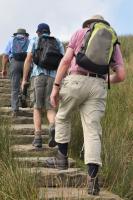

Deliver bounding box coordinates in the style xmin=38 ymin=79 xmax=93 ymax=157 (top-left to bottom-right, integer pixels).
xmin=87 ymin=163 xmax=99 ymax=178
xmin=35 ymin=130 xmax=42 ymax=137
xmin=49 ymin=123 xmax=55 ymax=129
xmin=58 ymin=143 xmax=68 ymax=156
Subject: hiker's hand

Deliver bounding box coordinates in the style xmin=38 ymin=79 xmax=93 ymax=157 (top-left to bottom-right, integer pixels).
xmin=50 ymin=86 xmax=60 ymax=108
xmin=1 ymin=69 xmax=7 ymax=78
xmin=21 ymin=80 xmax=27 ymax=92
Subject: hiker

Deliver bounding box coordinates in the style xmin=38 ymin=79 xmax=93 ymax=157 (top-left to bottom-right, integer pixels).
xmin=21 ymin=23 xmax=64 ymax=149
xmin=46 ymin=15 xmax=126 ymax=195
xmin=2 ymin=28 xmax=30 ymax=117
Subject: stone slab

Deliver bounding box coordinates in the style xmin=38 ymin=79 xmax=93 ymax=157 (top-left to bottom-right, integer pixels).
xmin=22 ymin=167 xmax=87 ymax=187
xmin=39 ymin=188 xmax=123 ymax=200
xmin=15 ymin=157 xmax=76 ymax=168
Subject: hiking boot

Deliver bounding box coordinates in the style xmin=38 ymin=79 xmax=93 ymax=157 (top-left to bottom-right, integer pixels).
xmin=19 ymin=95 xmax=28 ymax=108
xmin=46 ymin=150 xmax=68 ymax=170
xmin=48 ymin=126 xmax=57 ymax=148
xmin=32 ymin=135 xmax=42 ymax=148
xmin=88 ymin=177 xmax=100 ymax=195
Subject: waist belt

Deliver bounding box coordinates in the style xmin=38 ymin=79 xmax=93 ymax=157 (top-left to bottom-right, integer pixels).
xmin=69 ymin=71 xmax=105 ymax=80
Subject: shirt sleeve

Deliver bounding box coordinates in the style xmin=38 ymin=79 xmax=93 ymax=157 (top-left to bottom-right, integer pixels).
xmin=56 ymin=39 xmax=65 ymax=55
xmin=3 ymin=37 xmax=13 ymax=56
xmin=68 ymin=30 xmax=79 ymax=51
xmin=111 ymin=44 xmax=124 ymax=70
xmin=27 ymin=37 xmax=36 ymax=53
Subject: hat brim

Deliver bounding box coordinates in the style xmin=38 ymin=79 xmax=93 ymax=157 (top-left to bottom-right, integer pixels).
xmin=36 ymin=29 xmax=50 ymax=34
xmin=82 ymin=19 xmax=110 ymax=28
xmin=13 ymin=32 xmax=29 ymax=36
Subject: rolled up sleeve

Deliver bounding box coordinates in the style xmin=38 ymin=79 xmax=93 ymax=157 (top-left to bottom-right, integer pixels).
xmin=111 ymin=44 xmax=124 ymax=70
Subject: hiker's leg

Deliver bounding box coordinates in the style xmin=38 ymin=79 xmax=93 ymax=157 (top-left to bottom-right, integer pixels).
xmin=33 ymin=74 xmax=46 ymax=131
xmin=47 ymin=109 xmax=56 ymax=124
xmin=10 ymin=59 xmax=23 ymax=112
xmin=46 ymin=89 xmax=76 ymax=168
xmin=45 ymin=76 xmax=57 ymax=147
xmin=31 ymin=75 xmax=46 ymax=147
xmin=46 ymin=75 xmax=88 ymax=169
xmin=46 ymin=109 xmax=57 ymax=147
xmin=79 ymin=77 xmax=107 ymax=195
xmin=79 ymin=81 xmax=107 ymax=166
xmin=33 ymin=107 xmax=42 ymax=132
xmin=55 ymin=75 xmax=88 ymax=146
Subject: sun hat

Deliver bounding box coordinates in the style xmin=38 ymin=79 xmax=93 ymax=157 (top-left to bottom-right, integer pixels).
xmin=82 ymin=14 xmax=110 ymax=28
xmin=36 ymin=23 xmax=50 ymax=34
xmin=13 ymin=28 xmax=29 ymax=36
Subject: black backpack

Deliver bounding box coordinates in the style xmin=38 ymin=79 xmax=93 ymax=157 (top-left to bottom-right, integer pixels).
xmin=33 ymin=36 xmax=63 ymax=70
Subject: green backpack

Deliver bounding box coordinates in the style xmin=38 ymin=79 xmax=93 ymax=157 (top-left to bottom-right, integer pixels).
xmin=76 ymin=21 xmax=119 ymax=76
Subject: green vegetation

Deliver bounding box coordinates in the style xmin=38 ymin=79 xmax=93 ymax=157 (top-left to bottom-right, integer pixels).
xmin=0 ymin=118 xmax=39 ymax=200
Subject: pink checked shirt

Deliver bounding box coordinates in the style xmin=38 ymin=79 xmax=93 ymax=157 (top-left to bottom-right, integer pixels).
xmin=68 ymin=28 xmax=124 ymax=74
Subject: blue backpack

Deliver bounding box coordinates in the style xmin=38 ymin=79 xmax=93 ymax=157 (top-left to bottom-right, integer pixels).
xmin=12 ymin=36 xmax=29 ymax=61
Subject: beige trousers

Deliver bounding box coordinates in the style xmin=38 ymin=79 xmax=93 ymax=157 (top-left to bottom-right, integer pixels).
xmin=55 ymin=74 xmax=107 ymax=166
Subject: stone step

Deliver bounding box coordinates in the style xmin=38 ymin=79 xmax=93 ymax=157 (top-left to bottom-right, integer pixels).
xmin=0 ymin=98 xmax=11 ymax=107
xmin=11 ymin=144 xmax=58 ymax=157
xmin=0 ymin=107 xmax=33 ymax=117
xmin=11 ymin=124 xmax=49 ymax=135
xmin=0 ymin=77 xmax=10 ymax=82
xmin=15 ymin=157 xmax=76 ymax=168
xmin=39 ymin=188 xmax=123 ymax=200
xmin=2 ymin=115 xmax=33 ymax=124
xmin=0 ymin=99 xmax=31 ymax=108
xmin=0 ymin=94 xmax=11 ymax=98
xmin=0 ymin=78 xmax=10 ymax=84
xmin=11 ymin=134 xmax=49 ymax=145
xmin=22 ymin=167 xmax=87 ymax=188
xmin=0 ymin=87 xmax=11 ymax=93
xmin=0 ymin=106 xmax=33 ymax=112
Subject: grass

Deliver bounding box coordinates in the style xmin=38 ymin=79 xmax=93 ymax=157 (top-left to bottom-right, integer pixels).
xmin=0 ymin=117 xmax=39 ymax=200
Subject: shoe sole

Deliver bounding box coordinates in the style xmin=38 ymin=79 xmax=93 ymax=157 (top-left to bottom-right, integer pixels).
xmin=32 ymin=143 xmax=42 ymax=148
xmin=46 ymin=159 xmax=68 ymax=170
xmin=48 ymin=140 xmax=57 ymax=148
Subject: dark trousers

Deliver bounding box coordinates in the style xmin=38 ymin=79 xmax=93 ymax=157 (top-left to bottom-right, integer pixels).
xmin=10 ymin=58 xmax=24 ymax=111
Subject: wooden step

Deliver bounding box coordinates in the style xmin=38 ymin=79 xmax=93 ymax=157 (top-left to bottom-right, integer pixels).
xmin=14 ymin=157 xmax=76 ymax=168
xmin=39 ymin=188 xmax=123 ymax=200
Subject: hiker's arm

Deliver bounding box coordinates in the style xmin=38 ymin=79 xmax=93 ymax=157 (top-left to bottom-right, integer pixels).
xmin=50 ymin=47 xmax=74 ymax=108
xmin=21 ymin=52 xmax=32 ymax=90
xmin=109 ymin=45 xmax=126 ymax=83
xmin=2 ymin=38 xmax=12 ymax=78
xmin=1 ymin=54 xmax=9 ymax=78
xmin=54 ymin=47 xmax=73 ymax=85
xmin=110 ymin=66 xmax=125 ymax=83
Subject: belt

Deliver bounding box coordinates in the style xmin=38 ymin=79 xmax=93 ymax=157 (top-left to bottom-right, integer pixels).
xmin=69 ymin=71 xmax=105 ymax=80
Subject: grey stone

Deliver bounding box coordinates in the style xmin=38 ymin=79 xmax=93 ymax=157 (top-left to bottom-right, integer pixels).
xmin=39 ymin=188 xmax=123 ymax=200
xmin=14 ymin=157 xmax=76 ymax=168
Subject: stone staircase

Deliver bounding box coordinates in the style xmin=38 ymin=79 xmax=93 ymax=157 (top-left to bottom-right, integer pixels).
xmin=0 ymin=77 xmax=123 ymax=200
